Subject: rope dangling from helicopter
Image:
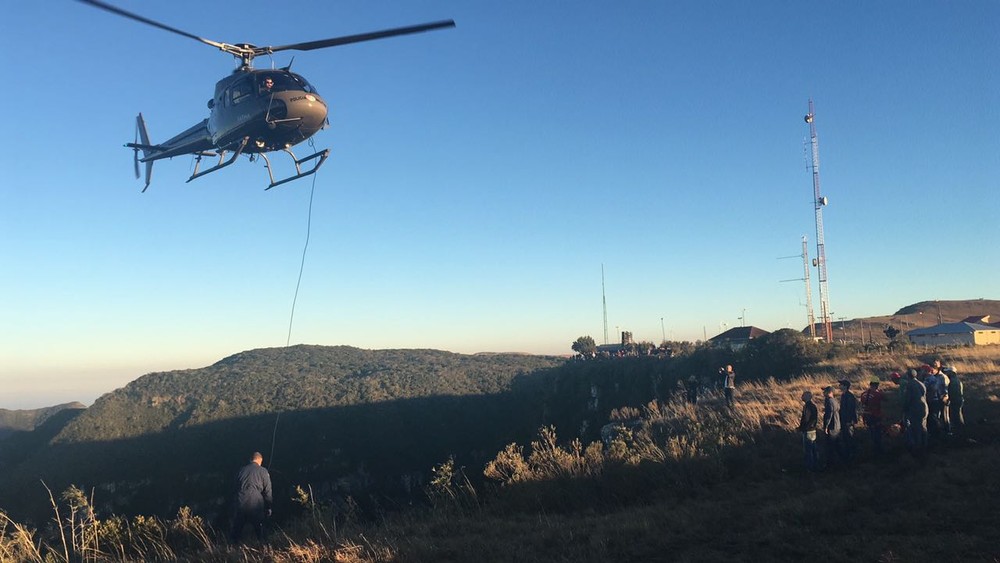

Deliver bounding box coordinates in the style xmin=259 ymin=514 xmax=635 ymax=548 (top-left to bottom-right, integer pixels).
xmin=274 ymin=138 xmax=323 ymax=471
xmin=285 ymin=138 xmax=321 ymax=347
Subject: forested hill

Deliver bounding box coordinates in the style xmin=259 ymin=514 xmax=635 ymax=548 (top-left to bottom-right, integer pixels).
xmin=53 ymin=345 xmax=563 ymax=443
xmin=0 ymin=346 xmax=565 ymax=521
xmin=0 ymin=402 xmax=86 ymax=439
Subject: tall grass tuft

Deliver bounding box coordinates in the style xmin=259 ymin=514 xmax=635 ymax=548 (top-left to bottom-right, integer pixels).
xmin=0 ymin=510 xmax=45 ymax=563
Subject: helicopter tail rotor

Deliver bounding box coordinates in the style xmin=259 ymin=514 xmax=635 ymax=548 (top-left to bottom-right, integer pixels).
xmin=134 ymin=113 xmax=154 ymax=192
xmin=132 ymin=122 xmax=141 ymax=179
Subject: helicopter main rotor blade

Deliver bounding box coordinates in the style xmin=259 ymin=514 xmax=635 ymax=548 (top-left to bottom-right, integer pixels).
xmin=265 ymin=20 xmax=455 ymax=55
xmin=77 ymin=0 xmax=225 ymax=51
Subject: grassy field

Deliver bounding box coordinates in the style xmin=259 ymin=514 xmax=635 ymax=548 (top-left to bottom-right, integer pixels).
xmin=3 ymin=347 xmax=998 ymax=562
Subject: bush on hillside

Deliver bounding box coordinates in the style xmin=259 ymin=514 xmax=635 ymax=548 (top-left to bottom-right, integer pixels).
xmin=741 ymin=329 xmax=825 ymax=380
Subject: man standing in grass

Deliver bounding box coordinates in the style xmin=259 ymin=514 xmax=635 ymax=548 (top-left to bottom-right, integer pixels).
xmin=945 ymin=366 xmax=964 ymax=432
xmin=930 ymin=360 xmax=951 ymax=435
xmin=230 ymin=451 xmax=273 ymax=544
xmin=686 ymin=375 xmax=700 ymax=405
xmin=924 ymin=364 xmax=946 ymax=435
xmin=838 ymin=380 xmax=858 ymax=462
xmin=860 ymin=376 xmax=885 ymax=455
xmin=798 ymin=390 xmax=820 ymax=471
xmin=822 ymin=386 xmax=841 ymax=468
xmin=903 ymin=369 xmax=928 ymax=456
xmin=721 ymin=365 xmax=736 ymax=408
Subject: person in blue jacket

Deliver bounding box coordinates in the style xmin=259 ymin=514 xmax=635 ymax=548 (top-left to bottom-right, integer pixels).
xmin=230 ymin=451 xmax=273 ymax=543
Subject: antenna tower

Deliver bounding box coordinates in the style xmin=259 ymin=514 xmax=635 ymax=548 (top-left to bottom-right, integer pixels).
xmin=601 ymin=264 xmax=609 ymax=345
xmin=805 ymin=99 xmax=833 ymax=341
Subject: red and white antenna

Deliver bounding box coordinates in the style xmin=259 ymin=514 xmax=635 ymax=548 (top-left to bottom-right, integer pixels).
xmin=805 ymin=99 xmax=833 ymax=342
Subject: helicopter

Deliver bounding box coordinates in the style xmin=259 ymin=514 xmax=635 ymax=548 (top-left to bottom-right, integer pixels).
xmin=79 ymin=0 xmax=455 ymax=191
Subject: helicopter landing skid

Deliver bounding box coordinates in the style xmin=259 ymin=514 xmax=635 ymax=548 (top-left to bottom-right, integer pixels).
xmin=261 ymin=147 xmax=331 ymax=190
xmin=187 ymin=137 xmax=249 ymax=183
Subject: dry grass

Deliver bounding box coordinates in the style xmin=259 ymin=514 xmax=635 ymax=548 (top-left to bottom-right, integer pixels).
xmin=0 ymin=511 xmax=44 ymax=563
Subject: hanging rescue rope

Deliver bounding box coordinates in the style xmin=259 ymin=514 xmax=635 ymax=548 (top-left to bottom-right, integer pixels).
xmin=285 ymin=140 xmax=320 ymax=347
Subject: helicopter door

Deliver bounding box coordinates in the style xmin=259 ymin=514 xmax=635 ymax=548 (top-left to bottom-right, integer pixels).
xmin=229 ymin=78 xmax=252 ymax=106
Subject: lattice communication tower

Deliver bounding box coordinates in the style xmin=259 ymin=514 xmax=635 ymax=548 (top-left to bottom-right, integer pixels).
xmin=805 ymin=99 xmax=833 ymax=341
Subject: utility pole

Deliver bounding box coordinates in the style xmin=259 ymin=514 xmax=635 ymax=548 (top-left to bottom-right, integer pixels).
xmin=805 ymin=100 xmax=834 ymax=342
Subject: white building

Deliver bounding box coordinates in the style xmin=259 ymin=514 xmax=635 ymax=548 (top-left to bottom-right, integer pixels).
xmin=907 ymin=322 xmax=1000 ymax=347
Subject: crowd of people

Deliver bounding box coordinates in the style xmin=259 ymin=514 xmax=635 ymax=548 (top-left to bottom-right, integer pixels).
xmin=797 ymin=359 xmax=965 ymax=471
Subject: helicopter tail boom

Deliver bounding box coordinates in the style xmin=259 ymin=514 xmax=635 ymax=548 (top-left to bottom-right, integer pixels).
xmin=125 ymin=115 xmax=216 ymax=191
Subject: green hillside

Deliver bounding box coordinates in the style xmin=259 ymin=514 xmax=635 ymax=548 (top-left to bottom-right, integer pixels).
xmin=0 ymin=346 xmax=564 ymax=522
xmin=0 ymin=402 xmax=86 ymax=439
xmin=53 ymin=346 xmax=561 ymax=443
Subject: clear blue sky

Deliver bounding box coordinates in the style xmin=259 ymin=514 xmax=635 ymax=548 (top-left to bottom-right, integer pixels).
xmin=2 ymin=1 xmax=998 ymax=409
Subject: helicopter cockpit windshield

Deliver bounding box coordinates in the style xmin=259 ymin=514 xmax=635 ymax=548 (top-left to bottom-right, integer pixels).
xmin=258 ymin=72 xmax=318 ymax=96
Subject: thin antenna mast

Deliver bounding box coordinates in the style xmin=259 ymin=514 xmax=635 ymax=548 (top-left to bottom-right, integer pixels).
xmin=801 ymin=235 xmax=816 ymax=337
xmin=601 ymin=264 xmax=609 ymax=345
xmin=778 ymin=235 xmax=816 ymax=338
xmin=805 ymin=99 xmax=833 ymax=341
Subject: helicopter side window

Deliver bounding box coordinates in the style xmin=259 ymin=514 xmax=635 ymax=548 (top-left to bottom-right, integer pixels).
xmin=231 ymin=79 xmax=252 ymax=105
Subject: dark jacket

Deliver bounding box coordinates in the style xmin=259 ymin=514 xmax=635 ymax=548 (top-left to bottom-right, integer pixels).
xmin=823 ymin=395 xmax=841 ymax=437
xmin=725 ymin=371 xmax=736 ymax=389
xmin=904 ymin=379 xmax=928 ymax=420
xmin=234 ymin=462 xmax=272 ymax=514
xmin=840 ymin=391 xmax=858 ymax=427
xmin=798 ymin=400 xmax=818 ymax=433
xmin=947 ymin=374 xmax=964 ymax=403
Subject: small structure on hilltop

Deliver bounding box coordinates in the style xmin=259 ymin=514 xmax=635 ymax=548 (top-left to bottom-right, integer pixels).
xmin=907 ymin=321 xmax=1000 ymax=347
xmin=709 ymin=326 xmax=770 ymax=351
xmin=596 ymin=331 xmax=634 ymax=357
